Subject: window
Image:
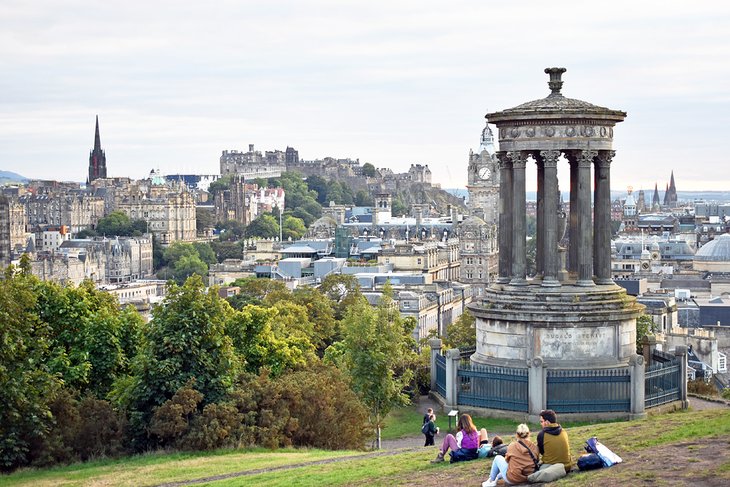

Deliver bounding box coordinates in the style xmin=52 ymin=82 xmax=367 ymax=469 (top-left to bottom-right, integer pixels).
xmin=417 ymin=258 xmax=422 ymax=265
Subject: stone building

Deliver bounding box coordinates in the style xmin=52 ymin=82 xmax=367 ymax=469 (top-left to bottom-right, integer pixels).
xmin=378 ymin=240 xmax=460 ymax=282
xmin=31 ymin=235 xmax=153 ymax=285
xmin=117 ymin=172 xmax=196 ymax=245
xmin=466 ymin=122 xmax=500 ymax=224
xmin=458 ymin=215 xmax=497 ymax=297
xmin=0 ymin=195 xmax=27 ymax=261
xmin=214 ymin=177 xmax=285 ymax=225
xmin=407 ymin=164 xmax=432 ymax=184
xmin=18 ymin=193 xmax=104 ymax=235
xmin=220 ymin=144 xmax=286 ymax=178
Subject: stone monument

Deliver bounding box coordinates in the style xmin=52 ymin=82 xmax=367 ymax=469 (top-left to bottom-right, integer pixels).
xmin=470 ymin=68 xmax=644 ymax=369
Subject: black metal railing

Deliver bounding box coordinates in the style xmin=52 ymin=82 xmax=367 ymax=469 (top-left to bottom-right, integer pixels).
xmin=435 ymin=353 xmax=446 ymax=398
xmin=645 ymin=352 xmax=681 ymax=408
xmin=457 ymin=362 xmax=529 ymax=412
xmin=547 ymin=368 xmax=631 ymax=413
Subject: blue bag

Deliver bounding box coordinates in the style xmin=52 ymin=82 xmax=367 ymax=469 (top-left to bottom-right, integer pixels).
xmin=577 ymin=453 xmax=603 ymax=471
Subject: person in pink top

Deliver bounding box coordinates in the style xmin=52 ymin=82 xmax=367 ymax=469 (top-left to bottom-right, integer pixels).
xmin=430 ymin=413 xmax=484 ymax=463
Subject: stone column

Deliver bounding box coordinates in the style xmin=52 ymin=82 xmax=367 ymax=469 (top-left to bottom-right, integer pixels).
xmin=594 ymin=151 xmax=615 ymax=284
xmin=528 ymin=356 xmax=547 ymax=422
xmin=540 ymin=150 xmax=561 ymax=287
xmin=445 ymin=348 xmax=461 ymax=409
xmin=629 ymin=354 xmax=646 ymax=419
xmin=429 ymin=338 xmax=442 ymax=392
xmin=497 ymin=152 xmax=512 ymax=284
xmin=575 ymin=150 xmax=596 ymax=286
xmin=568 ymin=159 xmax=578 ymax=275
xmin=675 ymin=345 xmax=689 ymax=409
xmin=509 ymin=151 xmax=527 ymax=286
xmin=536 ymin=159 xmax=545 ymax=279
xmin=642 ymin=335 xmax=657 ymax=366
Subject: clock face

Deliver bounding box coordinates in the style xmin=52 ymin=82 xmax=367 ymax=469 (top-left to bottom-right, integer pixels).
xmin=478 ymin=167 xmax=491 ymax=180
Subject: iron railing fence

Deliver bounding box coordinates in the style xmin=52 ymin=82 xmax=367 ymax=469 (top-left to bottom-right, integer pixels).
xmin=435 ymin=354 xmax=446 ymax=398
xmin=546 ymin=368 xmax=631 ymax=413
xmin=645 ymin=352 xmax=681 ymax=408
xmin=457 ymin=362 xmax=529 ymax=412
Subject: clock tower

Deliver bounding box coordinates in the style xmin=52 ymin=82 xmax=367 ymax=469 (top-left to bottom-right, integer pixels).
xmin=467 ymin=122 xmax=500 ymax=224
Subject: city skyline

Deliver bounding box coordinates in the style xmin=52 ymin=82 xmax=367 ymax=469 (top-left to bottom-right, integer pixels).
xmin=1 ymin=1 xmax=729 ymax=191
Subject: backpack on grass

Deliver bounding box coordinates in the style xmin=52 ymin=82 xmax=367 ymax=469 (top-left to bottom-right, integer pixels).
xmin=577 ymin=453 xmax=604 ymax=471
xmin=585 ymin=436 xmax=623 ymax=467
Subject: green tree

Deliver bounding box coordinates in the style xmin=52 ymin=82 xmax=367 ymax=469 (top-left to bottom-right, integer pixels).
xmin=226 ymin=303 xmax=315 ymax=377
xmin=362 ymin=162 xmax=376 ymax=177
xmin=355 ymin=190 xmax=374 ymax=207
xmin=306 ymin=175 xmax=329 ymax=204
xmin=245 ymin=214 xmax=279 ymax=239
xmin=391 ymin=196 xmax=408 ymax=217
xmin=338 ymin=282 xmax=414 ymax=448
xmin=636 ymin=314 xmax=657 ymax=354
xmin=443 ymin=311 xmax=476 ymax=350
xmin=125 ymin=275 xmax=239 ymax=449
xmin=210 ymin=240 xmax=243 ymax=262
xmin=173 ymin=254 xmax=208 ymax=284
xmin=319 ymin=274 xmax=362 ymax=320
xmin=288 ymin=286 xmax=339 ymax=355
xmin=193 ymin=242 xmax=217 ymax=266
xmin=282 ymin=215 xmax=306 ymax=241
xmin=217 ymin=220 xmax=246 ymax=241
xmin=96 ymin=211 xmax=133 ymax=236
xmin=0 ymin=270 xmax=59 ymax=470
xmin=206 ymin=175 xmax=231 ymax=196
xmin=35 ymin=280 xmax=143 ymax=398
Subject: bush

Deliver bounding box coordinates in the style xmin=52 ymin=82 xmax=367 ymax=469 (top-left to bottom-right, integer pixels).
xmin=29 ymin=390 xmax=129 ymax=467
xmin=149 ymin=382 xmax=203 ymax=447
xmin=181 ymin=402 xmax=243 ymax=451
xmin=688 ymin=378 xmax=719 ymax=397
xmin=277 ymin=365 xmax=369 ymax=450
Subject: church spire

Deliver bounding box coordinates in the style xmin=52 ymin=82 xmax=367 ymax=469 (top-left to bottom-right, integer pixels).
xmin=652 ymin=182 xmax=660 ymax=211
xmin=88 ymin=115 xmax=107 ymax=183
xmin=94 ymin=114 xmax=101 ymax=151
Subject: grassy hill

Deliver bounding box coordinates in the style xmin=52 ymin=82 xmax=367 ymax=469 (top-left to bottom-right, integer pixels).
xmin=2 ymin=405 xmax=729 ymax=486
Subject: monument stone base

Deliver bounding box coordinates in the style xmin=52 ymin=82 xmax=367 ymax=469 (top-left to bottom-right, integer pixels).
xmin=470 ymin=281 xmax=644 ymax=369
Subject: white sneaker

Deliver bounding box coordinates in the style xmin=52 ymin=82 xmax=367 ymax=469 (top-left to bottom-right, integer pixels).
xmin=482 ymin=480 xmax=497 ymax=487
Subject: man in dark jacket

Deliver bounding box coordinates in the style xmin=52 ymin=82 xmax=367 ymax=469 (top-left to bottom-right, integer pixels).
xmin=537 ymin=409 xmax=573 ymax=473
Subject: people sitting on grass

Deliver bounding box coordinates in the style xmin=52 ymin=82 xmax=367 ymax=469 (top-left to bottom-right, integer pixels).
xmin=537 ymin=409 xmax=573 ymax=474
xmin=482 ymin=423 xmax=539 ymax=487
xmin=430 ymin=413 xmax=488 ymax=463
xmin=482 ymin=435 xmax=507 ymax=458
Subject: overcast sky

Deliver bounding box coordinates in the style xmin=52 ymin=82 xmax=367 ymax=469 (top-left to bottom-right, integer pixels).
xmin=1 ymin=1 xmax=729 ymax=192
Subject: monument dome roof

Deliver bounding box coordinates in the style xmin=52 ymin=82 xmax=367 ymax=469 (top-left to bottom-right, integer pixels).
xmin=695 ymin=233 xmax=730 ymax=262
xmin=486 ymin=68 xmax=626 ymax=123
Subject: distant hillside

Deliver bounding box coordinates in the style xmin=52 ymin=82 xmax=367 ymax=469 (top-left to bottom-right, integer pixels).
xmin=0 ymin=170 xmax=28 ymax=184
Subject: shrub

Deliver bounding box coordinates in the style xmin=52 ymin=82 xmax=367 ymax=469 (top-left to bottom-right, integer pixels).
xmin=277 ymin=364 xmax=369 ymax=450
xmin=688 ymin=378 xmax=719 ymax=397
xmin=181 ymin=402 xmax=243 ymax=451
xmin=149 ymin=382 xmax=203 ymax=447
xmin=76 ymin=397 xmax=129 ymax=460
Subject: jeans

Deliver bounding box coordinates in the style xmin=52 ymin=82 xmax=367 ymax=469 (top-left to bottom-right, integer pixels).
xmin=488 ymin=455 xmax=511 ymax=485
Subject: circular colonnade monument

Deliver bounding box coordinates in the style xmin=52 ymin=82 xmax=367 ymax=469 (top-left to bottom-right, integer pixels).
xmin=470 ymin=68 xmax=644 ymax=369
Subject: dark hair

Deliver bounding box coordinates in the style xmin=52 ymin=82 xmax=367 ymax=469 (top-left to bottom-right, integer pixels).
xmin=540 ymin=409 xmax=557 ymax=424
xmin=491 ymin=436 xmax=503 ymax=447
